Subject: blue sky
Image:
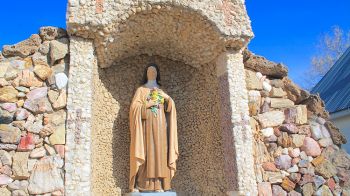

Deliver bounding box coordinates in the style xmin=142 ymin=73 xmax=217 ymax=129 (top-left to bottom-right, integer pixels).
xmin=0 ymin=1 xmax=349 ymax=87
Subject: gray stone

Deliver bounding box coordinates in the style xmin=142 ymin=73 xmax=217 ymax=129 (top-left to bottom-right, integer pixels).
xmin=0 ymin=108 xmax=13 ymax=124
xmin=50 ymin=38 xmax=69 ymax=64
xmin=8 ymin=180 xmax=29 ymax=191
xmin=0 ymin=143 xmax=17 ymax=150
xmin=0 ymin=150 xmax=12 ymax=165
xmin=275 ymin=155 xmax=292 ymax=170
xmin=12 ymin=190 xmax=27 ymax=196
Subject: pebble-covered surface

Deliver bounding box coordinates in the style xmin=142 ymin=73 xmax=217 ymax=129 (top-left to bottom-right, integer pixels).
xmin=0 ymin=27 xmax=69 ymax=195
xmin=244 ymin=49 xmax=350 ymax=196
xmin=66 ymin=0 xmax=254 ymax=68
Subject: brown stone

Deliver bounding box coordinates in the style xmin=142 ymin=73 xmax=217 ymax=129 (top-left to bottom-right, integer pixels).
xmin=278 ymin=132 xmax=291 ymax=148
xmin=324 ymin=121 xmax=347 ymax=145
xmin=270 ymin=87 xmax=287 ymax=98
xmin=0 ymin=124 xmax=21 ymax=144
xmin=243 ymin=49 xmax=288 ymax=78
xmin=311 ymin=155 xmax=325 ymax=167
xmin=34 ymin=64 xmax=53 ymax=80
xmin=262 ymin=162 xmax=277 ymax=172
xmin=0 ymin=86 xmax=18 ymax=102
xmin=283 ymin=78 xmax=309 ymax=103
xmin=300 ymin=94 xmax=329 ymax=119
xmin=315 ymin=159 xmax=337 ymax=179
xmin=281 ymin=177 xmax=296 ymax=192
xmin=2 ymin=34 xmax=41 ymax=58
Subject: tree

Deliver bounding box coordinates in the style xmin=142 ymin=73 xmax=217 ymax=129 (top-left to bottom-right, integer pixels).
xmin=304 ymin=26 xmax=350 ymax=90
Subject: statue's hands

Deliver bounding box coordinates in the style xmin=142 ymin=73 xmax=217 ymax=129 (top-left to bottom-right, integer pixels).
xmin=145 ymin=99 xmax=158 ymax=108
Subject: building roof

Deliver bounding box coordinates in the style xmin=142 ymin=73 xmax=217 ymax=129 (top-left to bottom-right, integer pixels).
xmin=312 ymin=47 xmax=350 ymax=113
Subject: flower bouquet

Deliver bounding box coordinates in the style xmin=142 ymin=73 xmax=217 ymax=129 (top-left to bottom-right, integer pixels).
xmin=146 ymin=89 xmax=165 ymax=117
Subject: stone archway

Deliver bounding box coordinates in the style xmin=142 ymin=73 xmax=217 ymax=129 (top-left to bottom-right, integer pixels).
xmin=65 ymin=1 xmax=257 ymax=195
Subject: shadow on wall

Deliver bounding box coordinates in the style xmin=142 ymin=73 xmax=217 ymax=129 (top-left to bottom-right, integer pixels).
xmin=91 ymin=55 xmax=230 ymax=195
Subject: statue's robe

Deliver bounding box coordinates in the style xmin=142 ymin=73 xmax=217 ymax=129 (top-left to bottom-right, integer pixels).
xmin=129 ymin=86 xmax=178 ymax=191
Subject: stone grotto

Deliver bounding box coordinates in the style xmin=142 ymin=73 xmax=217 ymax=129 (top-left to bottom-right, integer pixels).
xmin=0 ymin=0 xmax=349 ymax=195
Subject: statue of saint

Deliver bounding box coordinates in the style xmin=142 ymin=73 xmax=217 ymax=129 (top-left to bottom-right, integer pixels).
xmin=129 ymin=63 xmax=178 ymax=192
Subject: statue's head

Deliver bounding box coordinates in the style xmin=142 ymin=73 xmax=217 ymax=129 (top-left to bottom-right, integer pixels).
xmin=143 ymin=63 xmax=161 ymax=85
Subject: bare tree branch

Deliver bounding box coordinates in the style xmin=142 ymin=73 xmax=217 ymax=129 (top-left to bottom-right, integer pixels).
xmin=302 ymin=26 xmax=350 ymax=90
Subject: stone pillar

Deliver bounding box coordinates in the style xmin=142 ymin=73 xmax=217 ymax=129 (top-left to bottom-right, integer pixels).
xmin=216 ymin=50 xmax=257 ymax=195
xmin=65 ymin=36 xmax=95 ymax=195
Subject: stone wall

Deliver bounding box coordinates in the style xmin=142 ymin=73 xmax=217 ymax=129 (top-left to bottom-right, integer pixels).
xmin=91 ymin=55 xmax=228 ymax=195
xmin=1 ymin=26 xmax=350 ymax=196
xmin=0 ymin=27 xmax=69 ymax=195
xmin=244 ymin=49 xmax=350 ymax=195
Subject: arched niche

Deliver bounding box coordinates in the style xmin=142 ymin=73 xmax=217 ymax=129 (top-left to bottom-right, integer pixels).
xmin=65 ymin=2 xmax=257 ymax=196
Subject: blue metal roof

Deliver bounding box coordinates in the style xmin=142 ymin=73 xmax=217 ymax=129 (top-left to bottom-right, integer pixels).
xmin=312 ymin=47 xmax=350 ymax=113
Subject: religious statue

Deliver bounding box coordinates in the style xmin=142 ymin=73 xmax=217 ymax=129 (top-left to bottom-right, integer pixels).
xmin=129 ymin=63 xmax=179 ymax=192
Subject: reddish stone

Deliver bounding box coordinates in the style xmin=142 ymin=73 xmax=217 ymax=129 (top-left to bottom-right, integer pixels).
xmin=262 ymin=162 xmax=277 ymax=172
xmin=301 ymin=137 xmax=321 ymax=157
xmin=54 ymin=145 xmax=65 ymax=158
xmin=299 ymin=174 xmax=314 ymax=186
xmin=281 ymin=177 xmax=296 ymax=192
xmin=280 ymin=124 xmax=299 ymax=134
xmin=274 ymin=127 xmax=281 ymax=137
xmin=272 ymin=185 xmax=287 ymax=196
xmin=258 ymin=182 xmax=272 ymax=196
xmin=327 ymin=178 xmax=336 ymax=192
xmin=292 ymin=157 xmax=301 ymax=166
xmin=17 ymin=133 xmax=35 ymax=151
